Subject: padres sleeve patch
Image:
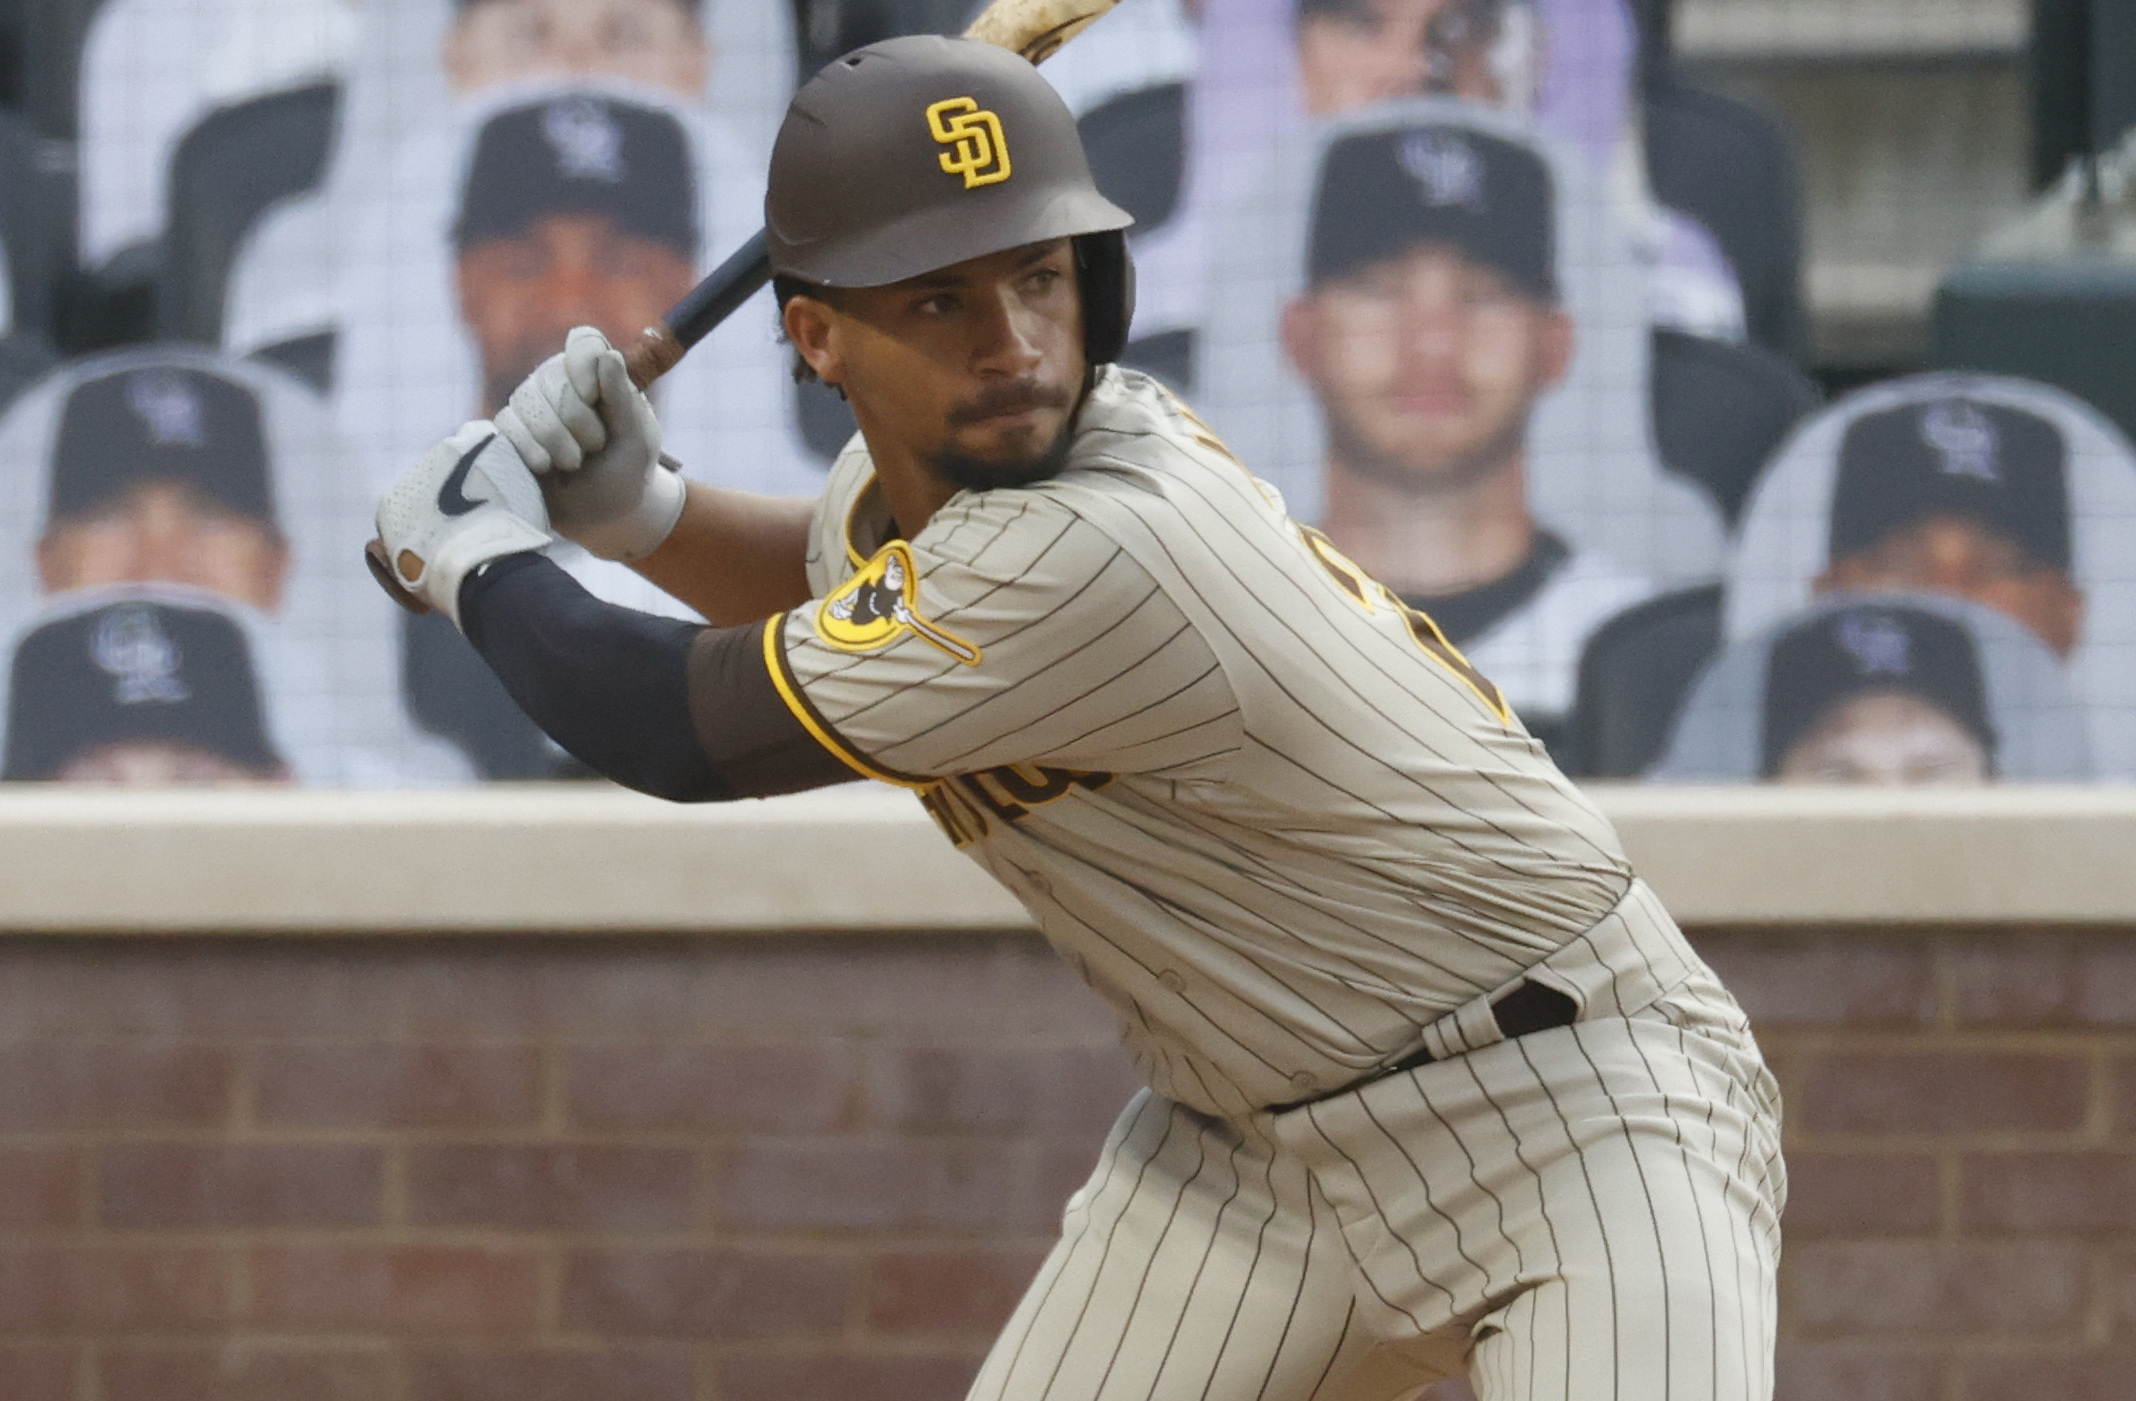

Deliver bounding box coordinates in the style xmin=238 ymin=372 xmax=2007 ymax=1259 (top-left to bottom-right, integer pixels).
xmin=816 ymin=542 xmax=982 ymax=665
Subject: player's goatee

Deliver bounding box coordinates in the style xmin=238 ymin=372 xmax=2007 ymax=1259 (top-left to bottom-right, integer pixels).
xmin=929 ymin=379 xmax=1078 ymax=492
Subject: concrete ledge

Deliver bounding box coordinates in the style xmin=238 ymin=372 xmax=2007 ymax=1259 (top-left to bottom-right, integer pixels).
xmin=0 ymin=785 xmax=2131 ymax=934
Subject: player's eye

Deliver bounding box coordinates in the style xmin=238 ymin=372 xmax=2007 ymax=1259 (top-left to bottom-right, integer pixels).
xmin=915 ymin=292 xmax=961 ymax=317
xmin=1458 ymin=273 xmax=1516 ymax=310
xmin=495 ymin=246 xmax=549 ymax=280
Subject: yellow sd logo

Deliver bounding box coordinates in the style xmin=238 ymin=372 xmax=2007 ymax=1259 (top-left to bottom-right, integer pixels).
xmin=817 ymin=542 xmax=982 ymax=664
xmin=927 ymin=97 xmax=1012 ymax=190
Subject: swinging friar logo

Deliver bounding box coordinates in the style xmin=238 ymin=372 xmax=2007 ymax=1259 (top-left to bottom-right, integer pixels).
xmin=1399 ymin=131 xmax=1485 ymax=210
xmin=817 ymin=542 xmax=981 ymax=664
xmin=92 ymin=606 xmax=191 ymax=705
xmin=1835 ymin=611 xmax=1912 ymax=678
xmin=1920 ymin=398 xmax=2001 ymax=482
xmin=544 ymin=98 xmax=626 ymax=182
xmin=126 ymin=371 xmax=207 ymax=449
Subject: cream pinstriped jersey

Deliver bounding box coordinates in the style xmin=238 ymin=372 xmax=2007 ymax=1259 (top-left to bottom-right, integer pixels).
xmin=770 ymin=367 xmax=1635 ymax=1118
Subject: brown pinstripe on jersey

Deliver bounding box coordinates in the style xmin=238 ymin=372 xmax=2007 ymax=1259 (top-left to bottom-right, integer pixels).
xmin=774 ymin=368 xmax=1635 ymax=1119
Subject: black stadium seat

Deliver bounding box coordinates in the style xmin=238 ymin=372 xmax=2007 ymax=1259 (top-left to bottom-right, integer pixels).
xmin=1645 ymin=80 xmax=1809 ymax=362
xmin=1632 ymin=0 xmax=1808 ymax=362
xmin=402 ymin=611 xmax=556 ymax=781
xmin=0 ymin=0 xmax=24 ymax=113
xmin=17 ymin=0 xmax=109 ymax=137
xmin=1648 ymin=327 xmax=1820 ymax=528
xmin=0 ymin=105 xmax=73 ymax=344
xmin=1558 ymin=583 xmax=1723 ymax=779
xmin=0 ymin=327 xmax=56 ymax=413
xmin=245 ymin=327 xmax=335 ymax=394
xmin=159 ymin=80 xmax=339 ymax=345
xmin=1078 ymin=81 xmax=1187 ymax=233
xmin=795 ymin=0 xmax=974 ymax=78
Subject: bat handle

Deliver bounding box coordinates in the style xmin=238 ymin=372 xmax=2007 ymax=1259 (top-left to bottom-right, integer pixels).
xmin=364 ymin=319 xmax=686 ymax=616
xmin=624 ymin=321 xmax=688 ymax=389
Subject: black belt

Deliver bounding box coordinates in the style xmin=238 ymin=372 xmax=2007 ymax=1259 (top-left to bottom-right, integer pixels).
xmin=1272 ymin=980 xmax=1578 ymax=1113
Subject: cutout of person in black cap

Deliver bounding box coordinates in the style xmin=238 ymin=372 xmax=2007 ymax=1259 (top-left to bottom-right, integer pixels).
xmin=454 ymin=93 xmax=700 ymax=416
xmin=2 ymin=597 xmax=291 ymax=784
xmin=1294 ymin=0 xmax=1531 ymax=116
xmin=34 ymin=365 xmax=288 ymax=614
xmin=1762 ymin=603 xmax=1996 ymax=785
xmin=444 ymin=0 xmax=711 ymax=100
xmin=1283 ymin=118 xmax=1654 ymax=739
xmin=1814 ymin=394 xmax=2084 ymax=658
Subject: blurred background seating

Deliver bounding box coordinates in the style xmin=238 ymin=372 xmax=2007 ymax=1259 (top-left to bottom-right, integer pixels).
xmin=0 ymin=0 xmax=2133 ymax=794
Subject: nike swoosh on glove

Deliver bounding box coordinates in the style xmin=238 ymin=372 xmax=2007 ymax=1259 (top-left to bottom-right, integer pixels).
xmin=376 ymin=420 xmax=553 ymax=627
xmin=495 ymin=325 xmax=685 ymax=562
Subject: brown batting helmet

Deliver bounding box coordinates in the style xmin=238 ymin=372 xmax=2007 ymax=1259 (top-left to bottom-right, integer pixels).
xmin=766 ymin=35 xmax=1136 ymax=363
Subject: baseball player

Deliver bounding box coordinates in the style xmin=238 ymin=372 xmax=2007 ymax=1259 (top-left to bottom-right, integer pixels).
xmin=374 ymin=35 xmax=1783 ymax=1400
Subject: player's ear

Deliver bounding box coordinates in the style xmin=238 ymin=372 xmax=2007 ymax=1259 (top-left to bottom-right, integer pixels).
xmin=451 ymin=257 xmax=482 ymax=339
xmin=257 ymin=536 xmax=293 ymax=615
xmin=2043 ymin=574 xmax=2086 ymax=658
xmin=679 ymin=30 xmax=714 ymax=96
xmin=1280 ymin=297 xmax=1319 ymax=381
xmin=32 ymin=532 xmax=64 ymax=594
xmin=1535 ymin=307 xmax=1574 ymax=391
xmin=439 ymin=23 xmax=477 ymax=94
xmin=783 ymin=295 xmax=845 ymax=388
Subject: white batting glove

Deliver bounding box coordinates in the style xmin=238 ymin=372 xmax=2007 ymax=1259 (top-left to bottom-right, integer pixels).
xmin=375 ymin=421 xmax=552 ymax=627
xmin=494 ymin=325 xmax=686 ymax=563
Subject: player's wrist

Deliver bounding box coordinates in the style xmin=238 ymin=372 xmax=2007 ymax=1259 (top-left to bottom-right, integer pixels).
xmin=428 ymin=518 xmax=554 ymax=627
xmin=377 ymin=421 xmax=556 ymax=627
xmin=572 ymin=457 xmax=687 ymax=562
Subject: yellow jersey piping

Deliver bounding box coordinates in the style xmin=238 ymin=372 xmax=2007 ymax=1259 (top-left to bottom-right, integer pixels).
xmin=760 ymin=614 xmax=932 ymax=790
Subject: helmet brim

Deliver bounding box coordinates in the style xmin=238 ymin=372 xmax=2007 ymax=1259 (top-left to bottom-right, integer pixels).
xmin=776 ymin=185 xmax=1132 ymax=290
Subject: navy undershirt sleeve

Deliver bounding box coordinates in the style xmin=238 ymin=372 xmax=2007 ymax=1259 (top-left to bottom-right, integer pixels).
xmin=459 ymin=553 xmax=725 ymax=800
xmin=458 ymin=553 xmax=860 ymax=801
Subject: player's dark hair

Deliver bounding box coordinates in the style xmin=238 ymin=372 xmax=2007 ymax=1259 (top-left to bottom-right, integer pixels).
xmin=772 ymin=275 xmax=844 ymax=390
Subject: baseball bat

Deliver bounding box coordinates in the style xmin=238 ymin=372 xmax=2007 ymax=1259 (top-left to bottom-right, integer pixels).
xmin=365 ymin=0 xmax=1127 ymax=614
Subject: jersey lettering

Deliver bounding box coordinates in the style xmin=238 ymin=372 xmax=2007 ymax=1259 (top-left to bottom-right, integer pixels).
xmin=1157 ymin=386 xmax=1250 ymax=469
xmin=1297 ymin=525 xmax=1510 ymax=722
xmin=918 ymin=765 xmax=1115 ymax=847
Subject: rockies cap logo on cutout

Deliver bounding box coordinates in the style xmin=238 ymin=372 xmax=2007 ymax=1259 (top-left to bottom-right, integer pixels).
xmin=92 ymin=605 xmax=191 ymax=705
xmin=543 ymin=97 xmax=626 ymax=183
xmin=1306 ymin=120 xmax=1556 ymax=303
xmin=1834 ymin=612 xmax=1911 ymax=677
xmin=928 ymin=97 xmax=1012 ymax=190
xmin=125 ymin=371 xmax=208 ymax=449
xmin=1398 ymin=132 xmax=1485 ymax=210
xmin=818 ymin=543 xmax=981 ymax=663
xmin=1759 ymin=602 xmax=1997 ymax=776
xmin=1828 ymin=393 xmax=2071 ymax=572
xmin=1919 ymin=398 xmax=2000 ymax=481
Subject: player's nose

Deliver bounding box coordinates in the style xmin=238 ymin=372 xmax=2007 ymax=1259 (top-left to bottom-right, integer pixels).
xmin=970 ymin=287 xmax=1046 ymax=376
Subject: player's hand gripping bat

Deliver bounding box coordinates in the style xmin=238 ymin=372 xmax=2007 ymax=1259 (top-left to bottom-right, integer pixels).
xmin=364 ymin=0 xmax=1127 ymax=613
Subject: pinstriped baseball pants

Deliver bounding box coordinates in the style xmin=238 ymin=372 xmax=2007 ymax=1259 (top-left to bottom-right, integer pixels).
xmin=966 ymin=923 xmax=1784 ymax=1401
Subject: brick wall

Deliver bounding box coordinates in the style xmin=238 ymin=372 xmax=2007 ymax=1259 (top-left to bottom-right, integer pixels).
xmin=0 ymin=928 xmax=2128 ymax=1401
xmin=1706 ymin=932 xmax=2136 ymax=1401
